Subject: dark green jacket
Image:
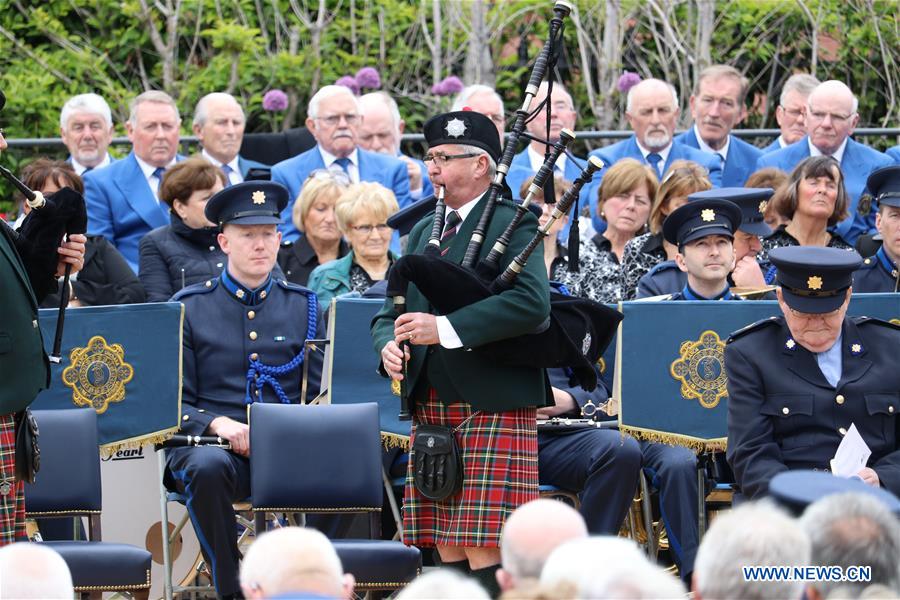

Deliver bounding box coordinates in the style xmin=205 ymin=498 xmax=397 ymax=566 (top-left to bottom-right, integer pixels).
xmin=0 ymin=221 xmax=50 ymax=415
xmin=371 ymin=192 xmax=551 ymax=412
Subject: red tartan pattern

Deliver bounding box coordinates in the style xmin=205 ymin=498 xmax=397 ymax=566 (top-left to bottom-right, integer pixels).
xmin=402 ymin=389 xmax=538 ymax=548
xmin=0 ymin=413 xmax=26 ymax=546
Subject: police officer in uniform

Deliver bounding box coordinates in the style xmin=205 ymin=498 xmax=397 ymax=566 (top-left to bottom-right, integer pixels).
xmin=166 ymin=181 xmax=323 ymax=598
xmin=853 ymin=166 xmax=900 ymax=293
xmin=726 ymin=246 xmax=900 ymax=500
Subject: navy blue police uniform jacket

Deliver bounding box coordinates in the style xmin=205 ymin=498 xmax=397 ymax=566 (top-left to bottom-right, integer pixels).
xmin=725 ymin=315 xmax=900 ymax=499
xmin=853 ymin=248 xmax=900 ymax=293
xmin=172 ymin=271 xmax=325 ymax=436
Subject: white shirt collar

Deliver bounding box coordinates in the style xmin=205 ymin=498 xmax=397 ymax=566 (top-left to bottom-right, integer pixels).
xmin=201 ymin=149 xmax=242 ymax=183
xmin=808 ymin=137 xmax=849 ymax=163
xmin=317 ymin=146 xmax=359 ymax=182
xmin=634 ymin=139 xmax=672 ymax=166
xmin=450 ymin=190 xmax=486 ymax=226
xmin=693 ymin=124 xmax=731 ymax=161
xmin=526 ymin=144 xmax=567 ymax=175
xmin=71 ymin=154 xmax=111 ymax=175
xmin=777 ymin=136 xmax=788 ymax=149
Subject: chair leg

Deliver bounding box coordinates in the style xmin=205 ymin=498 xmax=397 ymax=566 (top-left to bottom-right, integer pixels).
xmin=158 ymin=448 xmax=175 ymax=600
xmin=697 ymin=465 xmax=707 ymax=539
xmin=381 ymin=466 xmax=404 ymax=543
xmin=368 ymin=512 xmax=381 ymax=539
xmin=255 ymin=511 xmax=267 ymax=536
xmin=131 ymin=589 xmax=150 ymax=600
xmin=639 ymin=471 xmax=656 ymax=559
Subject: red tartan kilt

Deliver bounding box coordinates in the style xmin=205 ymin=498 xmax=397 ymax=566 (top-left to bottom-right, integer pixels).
xmin=0 ymin=412 xmax=26 ymax=546
xmin=402 ymin=389 xmax=538 ymax=548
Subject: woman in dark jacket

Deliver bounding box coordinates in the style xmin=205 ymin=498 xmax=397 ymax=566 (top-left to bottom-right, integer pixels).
xmin=20 ymin=159 xmax=145 ymax=307
xmin=139 ymin=157 xmax=227 ymax=301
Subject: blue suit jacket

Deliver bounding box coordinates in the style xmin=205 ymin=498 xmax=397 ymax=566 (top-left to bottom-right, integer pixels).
xmin=238 ymin=155 xmax=269 ymax=177
xmin=887 ymin=145 xmax=900 ymax=164
xmin=675 ymin=128 xmax=762 ymax=187
xmin=271 ymin=146 xmax=412 ymax=242
xmin=761 ymin=138 xmax=783 ymax=155
xmin=84 ymin=151 xmax=183 ymax=272
xmin=756 ymin=137 xmax=894 ymax=244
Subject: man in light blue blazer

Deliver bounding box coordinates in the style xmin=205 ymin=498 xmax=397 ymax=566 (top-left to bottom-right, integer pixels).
xmin=756 ymin=80 xmax=894 ymax=244
xmin=760 ymin=73 xmax=819 ymax=155
xmin=84 ymin=91 xmax=185 ymax=272
xmin=586 ymin=79 xmax=723 ymax=216
xmin=271 ymin=85 xmax=411 ymax=242
xmin=506 ymin=82 xmax=595 ymax=238
xmin=60 ymin=93 xmax=117 ymax=176
xmin=887 ymin=146 xmax=900 ymax=164
xmin=674 ymin=65 xmax=762 ymax=188
xmin=358 ymin=91 xmax=433 ymax=204
xmin=192 ymin=92 xmax=268 ymax=184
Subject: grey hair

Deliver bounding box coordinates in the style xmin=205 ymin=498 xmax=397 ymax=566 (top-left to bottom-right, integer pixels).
xmin=779 ymin=73 xmax=821 ymax=106
xmin=128 ymin=90 xmax=180 ymax=127
xmin=626 ymin=78 xmax=679 ymax=113
xmin=240 ymin=527 xmax=345 ymax=598
xmin=395 ymin=569 xmax=489 ymax=600
xmin=452 ymin=84 xmax=503 ymax=112
xmin=308 ymin=85 xmax=359 ymax=120
xmin=801 ymin=492 xmax=900 ymax=598
xmin=457 ymin=143 xmax=497 ymax=179
xmin=0 ymin=542 xmax=74 ymax=599
xmin=60 ymin=93 xmax=113 ymax=129
xmin=695 ymin=500 xmax=810 ymax=600
xmin=192 ymin=92 xmax=244 ymax=128
xmin=359 ymin=91 xmax=402 ymax=131
xmin=809 ymin=79 xmax=859 ymax=114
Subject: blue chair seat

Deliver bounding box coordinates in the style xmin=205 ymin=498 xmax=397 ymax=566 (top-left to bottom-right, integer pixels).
xmin=42 ymin=541 xmax=151 ymax=591
xmin=333 ymin=540 xmax=421 ymax=590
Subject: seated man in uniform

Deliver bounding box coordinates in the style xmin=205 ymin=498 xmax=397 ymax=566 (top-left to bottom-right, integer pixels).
xmin=726 ymin=245 xmax=900 ymax=499
xmin=853 ymin=166 xmax=900 ymax=292
xmin=166 ymin=181 xmax=324 ymax=599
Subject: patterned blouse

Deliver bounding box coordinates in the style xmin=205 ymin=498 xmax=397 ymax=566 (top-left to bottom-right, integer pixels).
xmin=620 ymin=232 xmax=668 ymax=301
xmin=348 ymin=260 xmax=392 ymax=295
xmin=759 ymin=225 xmax=854 ymax=265
xmin=560 ymin=234 xmax=624 ymax=303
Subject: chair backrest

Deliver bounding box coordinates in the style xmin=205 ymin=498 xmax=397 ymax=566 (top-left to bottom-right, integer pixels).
xmin=25 ymin=408 xmax=102 ymax=516
xmin=249 ymin=403 xmax=382 ymax=512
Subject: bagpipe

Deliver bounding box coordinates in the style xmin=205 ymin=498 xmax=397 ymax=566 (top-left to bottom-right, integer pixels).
xmin=387 ymin=0 xmax=622 ymax=419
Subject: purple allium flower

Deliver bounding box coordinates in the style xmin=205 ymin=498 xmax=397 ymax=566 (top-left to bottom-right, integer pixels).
xmin=262 ymin=89 xmax=289 ymax=112
xmin=355 ymin=67 xmax=381 ymax=89
xmin=335 ymin=75 xmax=360 ymax=95
xmin=432 ymin=76 xmax=464 ymax=97
xmin=617 ymin=71 xmax=642 ymax=94
xmin=431 ymin=81 xmax=447 ymax=96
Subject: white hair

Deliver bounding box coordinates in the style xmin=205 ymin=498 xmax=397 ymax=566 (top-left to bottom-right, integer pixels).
xmin=456 ymin=143 xmax=497 ymax=179
xmin=451 ymin=84 xmax=503 ymax=112
xmin=694 ymin=500 xmax=810 ymax=600
xmin=0 ymin=542 xmax=74 ymax=599
xmin=808 ymin=80 xmax=859 ymax=114
xmin=625 ymin=78 xmax=679 ymax=113
xmin=308 ymin=85 xmax=359 ymax=119
xmin=779 ymin=73 xmax=821 ymax=106
xmin=395 ymin=569 xmax=489 ymax=600
xmin=359 ymin=91 xmax=402 ymax=131
xmin=128 ymin=90 xmax=180 ymax=126
xmin=240 ymin=527 xmax=346 ymax=598
xmin=500 ymin=499 xmax=587 ymax=581
xmin=192 ymin=92 xmax=244 ymax=128
xmin=60 ymin=93 xmax=113 ymax=129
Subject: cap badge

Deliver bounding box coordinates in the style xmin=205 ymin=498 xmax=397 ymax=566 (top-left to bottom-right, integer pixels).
xmin=851 ymin=343 xmax=863 ymax=355
xmin=758 ymin=200 xmax=768 ymax=214
xmin=445 ymin=118 xmax=467 ymax=138
xmin=807 ymin=275 xmax=823 ymax=291
xmin=701 ymin=208 xmax=716 ymax=222
xmin=785 ymin=338 xmax=796 ymax=350
xmin=252 ymin=190 xmax=266 ymax=205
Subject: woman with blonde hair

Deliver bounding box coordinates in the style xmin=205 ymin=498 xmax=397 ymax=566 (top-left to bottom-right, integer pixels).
xmin=307 ymin=182 xmax=399 ymax=305
xmin=620 ymin=160 xmax=712 ymax=299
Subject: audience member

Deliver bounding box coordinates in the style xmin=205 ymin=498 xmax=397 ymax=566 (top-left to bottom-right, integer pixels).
xmin=271 ymin=84 xmax=411 ymax=241
xmin=745 ymin=166 xmax=790 ymax=226
xmin=396 ymin=569 xmax=489 ymax=600
xmin=762 ymin=73 xmax=820 ymax=153
xmin=240 ymin=527 xmax=354 ymax=599
xmin=138 ymin=156 xmax=227 ymax=301
xmin=452 ymin=84 xmax=506 ymax=139
xmin=59 ymin=93 xmax=116 ymax=175
xmin=888 ymin=145 xmax=900 ymax=164
xmin=85 ymin=90 xmax=184 ymax=271
xmin=757 ymin=80 xmax=893 ymax=244
xmin=676 ymin=65 xmax=762 ymax=187
xmin=693 ymin=501 xmax=811 ymax=600
xmin=192 ymin=92 xmax=268 ymax=184
xmin=527 ymin=175 xmax=572 ymax=279
xmin=853 ymin=165 xmax=900 ymax=292
xmin=0 ymin=542 xmax=74 ymax=599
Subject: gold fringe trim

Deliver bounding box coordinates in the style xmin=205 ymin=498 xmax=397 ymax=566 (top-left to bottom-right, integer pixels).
xmin=98 ymin=426 xmax=179 ymax=458
xmin=618 ymin=424 xmax=727 ymax=453
xmin=382 ymin=431 xmax=410 ymax=451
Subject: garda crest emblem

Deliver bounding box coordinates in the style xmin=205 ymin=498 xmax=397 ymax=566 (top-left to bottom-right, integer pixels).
xmin=669 ymin=330 xmax=728 ymax=409
xmin=62 ymin=336 xmax=134 ymax=414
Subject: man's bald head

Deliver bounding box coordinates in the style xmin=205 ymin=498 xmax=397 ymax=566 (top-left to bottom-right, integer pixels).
xmin=806 ymin=80 xmax=859 ymax=155
xmin=625 ymin=79 xmax=680 ymax=152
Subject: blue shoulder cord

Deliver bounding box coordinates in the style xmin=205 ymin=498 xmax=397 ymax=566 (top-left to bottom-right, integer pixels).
xmin=244 ymin=292 xmax=318 ymax=405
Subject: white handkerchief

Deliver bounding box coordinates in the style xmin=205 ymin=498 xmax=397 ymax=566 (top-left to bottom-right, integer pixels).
xmin=830 ymin=423 xmax=872 ymax=478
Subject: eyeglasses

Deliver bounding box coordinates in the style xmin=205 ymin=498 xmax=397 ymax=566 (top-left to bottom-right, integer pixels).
xmin=316 ymin=113 xmax=360 ymax=126
xmin=350 ymin=223 xmax=392 ymax=235
xmin=307 ymin=169 xmax=350 ymax=185
xmin=808 ymin=110 xmax=854 ymax=125
xmin=779 ymin=105 xmax=807 ymax=119
xmin=787 ymin=306 xmax=843 ymax=319
xmin=423 ymin=152 xmax=480 ymax=166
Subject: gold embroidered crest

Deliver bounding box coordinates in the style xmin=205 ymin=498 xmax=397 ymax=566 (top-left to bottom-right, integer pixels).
xmin=62 ymin=336 xmax=134 ymax=414
xmin=758 ymin=200 xmax=768 ymax=214
xmin=807 ymin=276 xmax=823 ymax=290
xmin=670 ymin=330 xmax=727 ymax=409
xmin=700 ymin=209 xmax=716 ymax=222
xmin=252 ymin=190 xmax=266 ymax=205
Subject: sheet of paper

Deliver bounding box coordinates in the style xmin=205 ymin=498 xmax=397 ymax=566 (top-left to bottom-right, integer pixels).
xmin=830 ymin=423 xmax=872 ymax=478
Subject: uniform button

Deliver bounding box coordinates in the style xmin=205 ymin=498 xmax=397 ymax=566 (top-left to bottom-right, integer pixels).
xmin=250 ymin=353 xmax=259 ymax=360
xmin=836 ymin=394 xmax=845 ymax=405
xmin=249 ymin=331 xmax=258 ymax=341
xmin=198 ymin=409 xmax=205 ymax=413
xmin=260 ymin=290 xmax=267 ymax=299
xmin=209 ymin=246 xmax=216 ymax=251
xmin=205 ymin=280 xmax=212 ymax=288
xmin=182 ymin=415 xmax=189 ymax=421
xmin=248 ymin=310 xmax=256 ymax=320
xmin=839 ymin=427 xmax=847 ymax=435
xmin=890 ymin=406 xmax=895 ymax=414
xmin=216 ymin=262 xmax=223 ymax=268
xmin=782 ymin=407 xmax=789 ymax=415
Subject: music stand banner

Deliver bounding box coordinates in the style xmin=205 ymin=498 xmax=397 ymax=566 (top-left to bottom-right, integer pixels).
xmin=615 ymin=295 xmax=900 ymax=452
xmin=32 ymin=302 xmax=183 ymax=451
xmin=327 ymin=297 xmax=411 ymax=449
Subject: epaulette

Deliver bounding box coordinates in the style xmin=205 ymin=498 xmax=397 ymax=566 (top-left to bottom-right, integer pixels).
xmin=727 ymin=316 xmax=780 ymax=343
xmin=280 ymin=239 xmax=294 ymax=248
xmin=647 ymin=260 xmax=679 ymax=275
xmin=857 ymin=256 xmax=878 ymax=270
xmin=277 ymin=278 xmax=314 ymax=295
xmin=172 ymin=278 xmax=218 ymax=301
xmin=852 ymin=316 xmax=900 ymax=330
